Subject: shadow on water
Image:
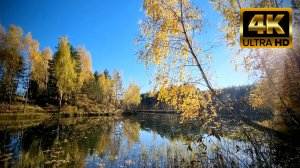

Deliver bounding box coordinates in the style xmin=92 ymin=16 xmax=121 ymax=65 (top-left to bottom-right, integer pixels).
xmin=0 ymin=113 xmax=299 ymax=167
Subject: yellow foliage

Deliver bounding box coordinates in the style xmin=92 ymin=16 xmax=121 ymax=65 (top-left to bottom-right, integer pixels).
xmin=138 ymin=0 xmax=223 ymax=124
xmin=0 ymin=25 xmax=25 ymax=101
xmin=25 ymin=33 xmax=51 ymax=90
xmin=138 ymin=0 xmax=204 ymax=85
xmin=77 ymin=46 xmax=93 ymax=89
xmin=158 ymin=84 xmax=218 ymax=125
xmin=98 ymin=73 xmax=113 ymax=104
xmin=54 ymin=37 xmax=77 ymax=98
xmin=41 ymin=47 xmax=51 ymax=87
xmin=138 ymin=0 xmax=217 ymax=123
xmin=123 ymin=83 xmax=141 ymax=108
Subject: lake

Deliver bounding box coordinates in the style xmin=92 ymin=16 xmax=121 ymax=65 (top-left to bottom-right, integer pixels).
xmin=0 ymin=113 xmax=299 ymax=167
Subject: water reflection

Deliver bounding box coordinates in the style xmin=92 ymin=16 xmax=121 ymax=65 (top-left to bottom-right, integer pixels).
xmin=0 ymin=113 xmax=299 ymax=167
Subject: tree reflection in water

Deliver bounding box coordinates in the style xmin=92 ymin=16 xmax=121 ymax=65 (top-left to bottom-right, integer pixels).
xmin=0 ymin=113 xmax=300 ymax=167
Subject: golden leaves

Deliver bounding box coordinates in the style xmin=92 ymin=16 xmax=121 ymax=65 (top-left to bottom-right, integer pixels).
xmin=54 ymin=37 xmax=77 ymax=95
xmin=158 ymin=84 xmax=217 ymax=125
xmin=98 ymin=73 xmax=113 ymax=104
xmin=0 ymin=25 xmax=25 ymax=97
xmin=25 ymin=33 xmax=51 ymax=90
xmin=138 ymin=0 xmax=218 ymax=122
xmin=211 ymin=0 xmax=239 ymax=48
xmin=138 ymin=0 xmax=204 ymax=85
xmin=124 ymin=83 xmax=141 ymax=107
xmin=77 ymin=46 xmax=93 ymax=89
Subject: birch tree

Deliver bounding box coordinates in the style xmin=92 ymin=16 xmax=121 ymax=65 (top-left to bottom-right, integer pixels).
xmin=77 ymin=46 xmax=93 ymax=90
xmin=123 ymin=83 xmax=141 ymax=110
xmin=41 ymin=47 xmax=52 ymax=90
xmin=137 ymin=0 xmax=287 ymax=138
xmin=113 ymin=70 xmax=124 ymax=108
xmin=53 ymin=37 xmax=77 ymax=111
xmin=0 ymin=25 xmax=25 ymax=108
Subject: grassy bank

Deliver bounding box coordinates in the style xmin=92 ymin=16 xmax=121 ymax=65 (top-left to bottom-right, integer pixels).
xmin=0 ymin=103 xmax=51 ymax=131
xmin=43 ymin=103 xmax=124 ymax=117
xmin=0 ymin=102 xmax=124 ymax=131
xmin=0 ymin=102 xmax=47 ymax=113
xmin=0 ymin=116 xmax=50 ymax=131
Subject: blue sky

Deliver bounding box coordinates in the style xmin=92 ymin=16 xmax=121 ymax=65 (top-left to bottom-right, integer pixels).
xmin=0 ymin=0 xmax=252 ymax=93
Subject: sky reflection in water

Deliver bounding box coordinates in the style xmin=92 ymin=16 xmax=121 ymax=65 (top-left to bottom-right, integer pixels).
xmin=0 ymin=113 xmax=255 ymax=167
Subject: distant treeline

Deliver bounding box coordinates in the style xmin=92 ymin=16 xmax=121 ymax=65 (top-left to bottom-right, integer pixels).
xmin=139 ymin=85 xmax=272 ymax=121
xmin=218 ymin=85 xmax=272 ymax=121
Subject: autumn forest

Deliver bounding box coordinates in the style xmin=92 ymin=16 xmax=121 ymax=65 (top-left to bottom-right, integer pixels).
xmin=0 ymin=0 xmax=300 ymax=167
xmin=0 ymin=26 xmax=142 ymax=115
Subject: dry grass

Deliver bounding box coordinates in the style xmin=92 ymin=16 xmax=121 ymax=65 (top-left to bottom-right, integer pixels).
xmin=0 ymin=102 xmax=51 ymax=131
xmin=0 ymin=102 xmax=47 ymax=113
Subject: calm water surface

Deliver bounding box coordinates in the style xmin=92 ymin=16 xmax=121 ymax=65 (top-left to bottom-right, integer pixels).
xmin=1 ymin=113 xmax=298 ymax=167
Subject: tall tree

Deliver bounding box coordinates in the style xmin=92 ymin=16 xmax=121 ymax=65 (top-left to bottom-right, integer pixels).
xmin=70 ymin=45 xmax=81 ymax=74
xmin=138 ymin=0 xmax=218 ymax=123
xmin=68 ymin=45 xmax=81 ymax=103
xmin=123 ymin=83 xmax=141 ymax=110
xmin=137 ymin=0 xmax=286 ymax=138
xmin=112 ymin=70 xmax=124 ymax=108
xmin=24 ymin=33 xmax=41 ymax=86
xmin=24 ymin=34 xmax=51 ymax=95
xmin=98 ymin=73 xmax=113 ymax=104
xmin=22 ymin=32 xmax=39 ymax=109
xmin=103 ymin=69 xmax=111 ymax=79
xmin=41 ymin=47 xmax=52 ymax=90
xmin=47 ymin=59 xmax=58 ymax=98
xmin=77 ymin=46 xmax=93 ymax=90
xmin=94 ymin=71 xmax=100 ymax=80
xmin=0 ymin=25 xmax=25 ymax=107
xmin=53 ymin=37 xmax=77 ymax=111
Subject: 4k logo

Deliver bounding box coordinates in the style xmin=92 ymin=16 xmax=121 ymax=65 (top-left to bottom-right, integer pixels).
xmin=240 ymin=8 xmax=292 ymax=48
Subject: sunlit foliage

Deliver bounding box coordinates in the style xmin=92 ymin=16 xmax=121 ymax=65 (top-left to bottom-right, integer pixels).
xmin=77 ymin=46 xmax=93 ymax=90
xmin=24 ymin=33 xmax=51 ymax=90
xmin=211 ymin=0 xmax=300 ymax=131
xmin=158 ymin=84 xmax=217 ymax=124
xmin=138 ymin=0 xmax=203 ymax=82
xmin=41 ymin=47 xmax=52 ymax=89
xmin=98 ymin=73 xmax=113 ymax=104
xmin=138 ymin=0 xmax=218 ymax=123
xmin=53 ymin=37 xmax=77 ymax=109
xmin=0 ymin=25 xmax=25 ymax=106
xmin=0 ymin=24 xmax=127 ymax=113
xmin=123 ymin=83 xmax=141 ymax=109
